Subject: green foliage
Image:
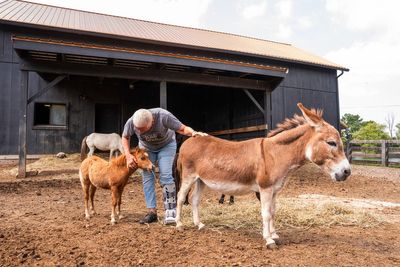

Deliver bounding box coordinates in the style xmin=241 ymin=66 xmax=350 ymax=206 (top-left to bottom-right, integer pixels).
xmin=353 ymin=121 xmax=390 ymax=140
xmin=341 ymin=113 xmax=364 ymax=134
xmin=396 ymin=123 xmax=400 ymax=139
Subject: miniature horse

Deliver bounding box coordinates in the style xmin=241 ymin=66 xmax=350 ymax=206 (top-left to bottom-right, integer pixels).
xmin=81 ymin=133 xmax=124 ymax=161
xmin=176 ymin=103 xmax=351 ymax=249
xmin=79 ymin=147 xmax=153 ymax=224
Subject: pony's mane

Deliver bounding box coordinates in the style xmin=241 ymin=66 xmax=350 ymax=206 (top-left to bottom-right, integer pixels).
xmin=111 ymin=154 xmax=127 ymax=166
xmin=267 ymin=109 xmax=323 ymax=138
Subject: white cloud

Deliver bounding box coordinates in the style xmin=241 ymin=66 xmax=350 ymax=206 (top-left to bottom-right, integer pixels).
xmin=241 ymin=0 xmax=268 ymax=19
xmin=297 ymin=16 xmax=312 ymax=29
xmin=325 ymin=0 xmax=400 ymax=123
xmin=325 ymin=0 xmax=400 ymax=33
xmin=275 ymin=0 xmax=292 ymax=19
xmin=276 ymin=23 xmax=292 ymax=39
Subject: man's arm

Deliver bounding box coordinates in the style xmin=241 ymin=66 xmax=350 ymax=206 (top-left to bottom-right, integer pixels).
xmin=176 ymin=124 xmax=208 ymax=137
xmin=122 ymin=136 xmax=137 ymax=168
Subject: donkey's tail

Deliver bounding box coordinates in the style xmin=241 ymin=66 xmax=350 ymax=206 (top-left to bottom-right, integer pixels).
xmin=80 ymin=136 xmax=88 ymax=161
xmin=172 ymin=153 xmax=181 ymax=193
xmin=173 ymin=153 xmax=190 ymax=205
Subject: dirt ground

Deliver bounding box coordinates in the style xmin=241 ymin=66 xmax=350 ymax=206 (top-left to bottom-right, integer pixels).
xmin=0 ymin=156 xmax=399 ymax=267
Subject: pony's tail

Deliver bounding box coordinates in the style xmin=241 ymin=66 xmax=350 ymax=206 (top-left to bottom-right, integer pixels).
xmin=80 ymin=136 xmax=88 ymax=161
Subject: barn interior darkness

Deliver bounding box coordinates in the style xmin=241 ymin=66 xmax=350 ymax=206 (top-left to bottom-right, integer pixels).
xmin=59 ymin=75 xmax=266 ymax=147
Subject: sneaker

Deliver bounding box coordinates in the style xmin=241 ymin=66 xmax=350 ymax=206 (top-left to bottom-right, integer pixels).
xmin=139 ymin=212 xmax=158 ymax=224
xmin=164 ymin=209 xmax=176 ymax=225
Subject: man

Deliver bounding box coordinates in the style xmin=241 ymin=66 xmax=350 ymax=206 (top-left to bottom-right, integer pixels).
xmin=122 ymin=108 xmax=207 ymax=225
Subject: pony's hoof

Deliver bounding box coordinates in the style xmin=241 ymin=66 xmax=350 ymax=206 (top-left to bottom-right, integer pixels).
xmin=85 ymin=215 xmax=90 ymax=220
xmin=197 ymin=223 xmax=205 ymax=230
xmin=118 ymin=214 xmax=124 ymax=220
xmin=111 ymin=219 xmax=117 ymax=225
xmin=267 ymin=243 xmax=278 ymax=250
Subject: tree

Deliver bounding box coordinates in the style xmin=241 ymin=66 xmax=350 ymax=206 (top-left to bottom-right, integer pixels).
xmin=385 ymin=113 xmax=395 ymax=139
xmin=341 ymin=113 xmax=364 ymax=134
xmin=396 ymin=123 xmax=400 ymax=139
xmin=353 ymin=121 xmax=390 ymax=140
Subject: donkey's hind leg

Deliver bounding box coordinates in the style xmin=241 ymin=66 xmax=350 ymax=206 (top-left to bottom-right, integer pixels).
xmin=89 ymin=184 xmax=97 ymax=216
xmin=176 ymin=175 xmax=197 ymax=231
xmin=192 ymin=179 xmax=206 ymax=230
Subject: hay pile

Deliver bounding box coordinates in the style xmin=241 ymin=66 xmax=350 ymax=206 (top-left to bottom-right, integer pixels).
xmin=8 ymin=153 xmax=82 ymax=177
xmin=180 ymin=197 xmax=381 ymax=232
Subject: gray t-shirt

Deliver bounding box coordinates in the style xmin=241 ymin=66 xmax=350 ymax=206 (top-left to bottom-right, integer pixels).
xmin=122 ymin=108 xmax=183 ymax=151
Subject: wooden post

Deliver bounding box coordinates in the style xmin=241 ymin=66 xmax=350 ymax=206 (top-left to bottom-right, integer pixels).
xmin=346 ymin=141 xmax=352 ymax=163
xmin=160 ymin=81 xmax=167 ymax=109
xmin=18 ymin=70 xmax=28 ymax=178
xmin=381 ymin=140 xmax=388 ymax=167
xmin=264 ymin=89 xmax=272 ymax=136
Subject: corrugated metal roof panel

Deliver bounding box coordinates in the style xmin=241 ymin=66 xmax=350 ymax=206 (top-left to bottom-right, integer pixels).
xmin=0 ymin=0 xmax=348 ymax=70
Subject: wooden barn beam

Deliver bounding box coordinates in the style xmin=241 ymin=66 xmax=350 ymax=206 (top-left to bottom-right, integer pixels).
xmin=20 ymin=60 xmax=270 ymax=91
xmin=264 ymin=90 xmax=272 ymax=135
xmin=27 ymin=75 xmax=67 ymax=104
xmin=18 ymin=70 xmax=28 ymax=178
xmin=243 ymin=89 xmax=264 ymax=114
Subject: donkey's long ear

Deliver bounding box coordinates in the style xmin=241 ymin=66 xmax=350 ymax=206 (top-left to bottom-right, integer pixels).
xmin=297 ymin=103 xmax=322 ymax=128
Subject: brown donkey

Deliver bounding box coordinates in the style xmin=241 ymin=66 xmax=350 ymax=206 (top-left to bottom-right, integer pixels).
xmin=79 ymin=148 xmax=153 ymax=225
xmin=176 ymin=103 xmax=351 ymax=249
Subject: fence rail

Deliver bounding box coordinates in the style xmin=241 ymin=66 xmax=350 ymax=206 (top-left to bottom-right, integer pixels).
xmin=346 ymin=140 xmax=400 ymax=167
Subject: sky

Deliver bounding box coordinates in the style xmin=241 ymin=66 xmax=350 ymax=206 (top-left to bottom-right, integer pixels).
xmin=27 ymin=0 xmax=400 ymax=130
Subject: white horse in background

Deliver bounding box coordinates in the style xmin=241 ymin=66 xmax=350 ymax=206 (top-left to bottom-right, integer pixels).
xmin=81 ymin=133 xmax=124 ymax=161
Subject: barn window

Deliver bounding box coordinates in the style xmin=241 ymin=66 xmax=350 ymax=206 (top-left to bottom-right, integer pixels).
xmin=33 ymin=103 xmax=68 ymax=129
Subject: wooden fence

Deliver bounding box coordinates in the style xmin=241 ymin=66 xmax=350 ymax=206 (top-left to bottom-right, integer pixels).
xmin=346 ymin=140 xmax=400 ymax=167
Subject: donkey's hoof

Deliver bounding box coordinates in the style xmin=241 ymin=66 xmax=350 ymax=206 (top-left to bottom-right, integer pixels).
xmin=198 ymin=223 xmax=205 ymax=230
xmin=267 ymin=243 xmax=278 ymax=250
xmin=273 ymin=239 xmax=281 ymax=246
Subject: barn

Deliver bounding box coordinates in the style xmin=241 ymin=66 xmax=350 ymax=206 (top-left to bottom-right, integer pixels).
xmin=0 ymin=0 xmax=348 ymax=177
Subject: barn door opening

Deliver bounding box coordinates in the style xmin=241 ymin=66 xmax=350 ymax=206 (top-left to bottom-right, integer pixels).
xmin=95 ymin=103 xmax=121 ymax=134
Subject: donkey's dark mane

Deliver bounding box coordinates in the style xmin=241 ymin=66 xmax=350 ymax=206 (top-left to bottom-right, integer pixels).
xmin=267 ymin=109 xmax=323 ymax=138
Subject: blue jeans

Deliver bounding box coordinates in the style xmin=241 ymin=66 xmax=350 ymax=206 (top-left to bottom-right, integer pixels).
xmin=140 ymin=141 xmax=177 ymax=209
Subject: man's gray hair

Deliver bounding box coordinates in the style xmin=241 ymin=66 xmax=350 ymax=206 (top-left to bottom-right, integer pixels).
xmin=132 ymin=109 xmax=152 ymax=128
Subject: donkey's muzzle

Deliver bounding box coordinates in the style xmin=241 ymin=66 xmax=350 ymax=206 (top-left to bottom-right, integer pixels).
xmin=335 ymin=167 xmax=351 ymax=182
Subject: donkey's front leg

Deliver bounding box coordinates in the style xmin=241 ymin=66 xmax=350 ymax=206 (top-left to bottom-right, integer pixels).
xmin=270 ymin=192 xmax=279 ymax=241
xmin=259 ymin=187 xmax=277 ymax=249
xmin=176 ymin=176 xmax=196 ymax=231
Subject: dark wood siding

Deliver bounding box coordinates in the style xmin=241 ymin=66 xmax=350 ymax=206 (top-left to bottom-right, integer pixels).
xmin=271 ymin=66 xmax=339 ymax=130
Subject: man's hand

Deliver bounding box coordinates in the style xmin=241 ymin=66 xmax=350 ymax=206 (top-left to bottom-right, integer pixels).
xmin=192 ymin=131 xmax=208 ymax=137
xmin=126 ymin=153 xmax=137 ymax=169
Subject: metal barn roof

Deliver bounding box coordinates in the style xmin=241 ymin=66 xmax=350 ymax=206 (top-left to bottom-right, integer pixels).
xmin=0 ymin=0 xmax=348 ymax=71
